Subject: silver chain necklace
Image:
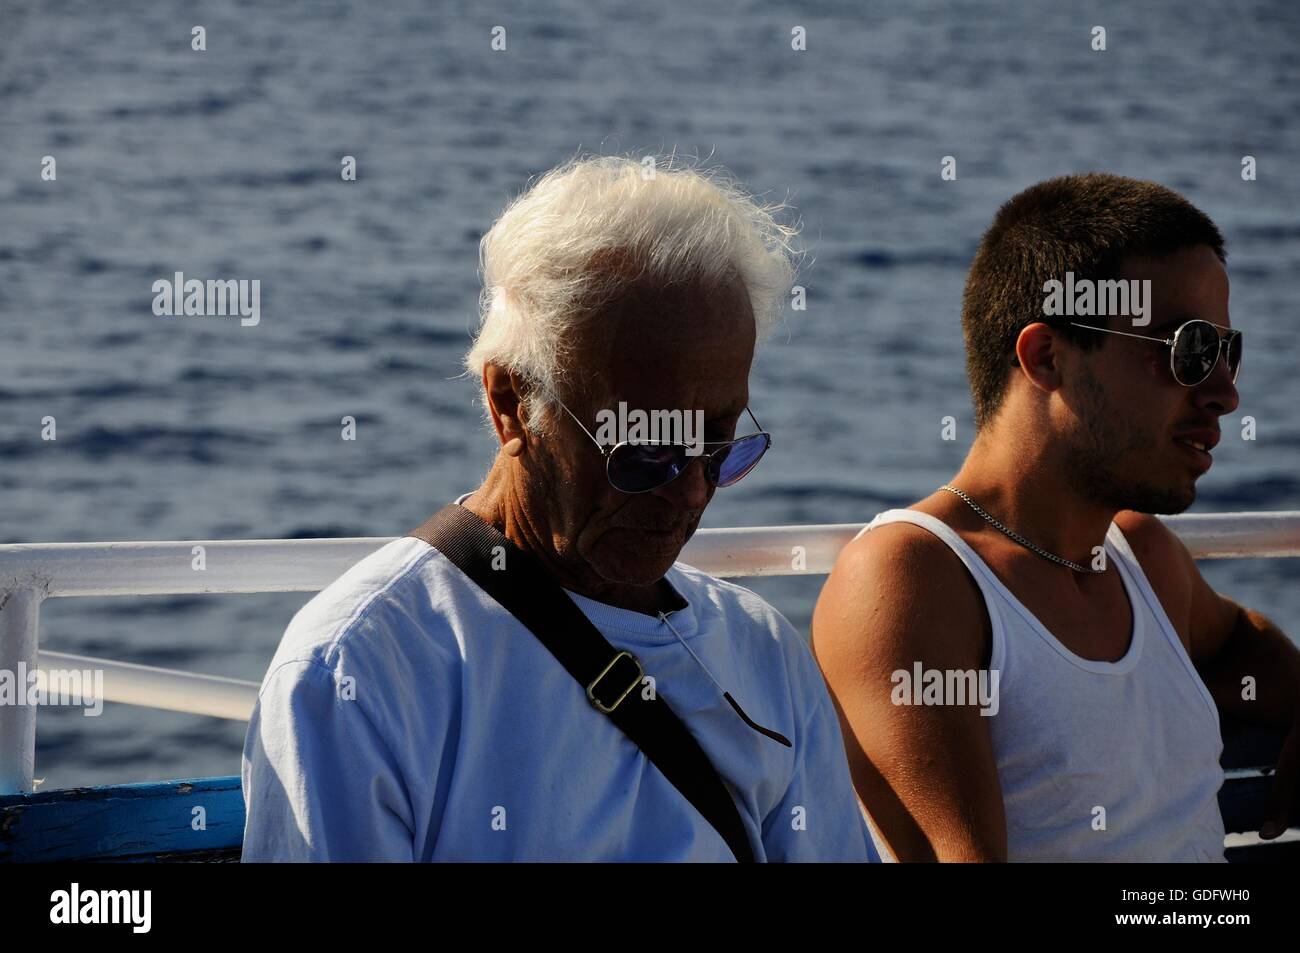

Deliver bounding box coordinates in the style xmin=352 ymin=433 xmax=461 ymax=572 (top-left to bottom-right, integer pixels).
xmin=939 ymin=485 xmax=1104 ymax=574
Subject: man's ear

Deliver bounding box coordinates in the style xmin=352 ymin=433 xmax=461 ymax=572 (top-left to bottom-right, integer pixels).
xmin=1013 ymin=322 xmax=1065 ymax=394
xmin=483 ymin=364 xmax=528 ymax=456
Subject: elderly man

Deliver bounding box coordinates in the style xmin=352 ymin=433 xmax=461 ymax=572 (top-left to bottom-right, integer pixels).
xmin=241 ymin=155 xmax=874 ymax=862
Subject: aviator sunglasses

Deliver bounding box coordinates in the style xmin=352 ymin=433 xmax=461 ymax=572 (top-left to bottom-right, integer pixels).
xmin=1068 ymin=318 xmax=1243 ymax=387
xmin=552 ymin=396 xmax=772 ymax=494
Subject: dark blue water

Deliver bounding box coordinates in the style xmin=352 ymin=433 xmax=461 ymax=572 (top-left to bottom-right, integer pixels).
xmin=2 ymin=1 xmax=1298 ymax=786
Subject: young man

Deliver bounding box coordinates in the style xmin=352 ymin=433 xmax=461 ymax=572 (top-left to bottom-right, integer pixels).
xmin=813 ymin=173 xmax=1300 ymax=861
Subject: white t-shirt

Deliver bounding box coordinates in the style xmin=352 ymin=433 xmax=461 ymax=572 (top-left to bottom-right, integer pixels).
xmin=241 ymin=507 xmax=875 ymax=862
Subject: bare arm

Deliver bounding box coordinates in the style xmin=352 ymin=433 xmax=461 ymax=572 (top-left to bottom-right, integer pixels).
xmin=1117 ymin=511 xmax=1300 ymax=837
xmin=812 ymin=523 xmax=1007 ymax=861
xmin=1114 ymin=512 xmax=1300 ymax=726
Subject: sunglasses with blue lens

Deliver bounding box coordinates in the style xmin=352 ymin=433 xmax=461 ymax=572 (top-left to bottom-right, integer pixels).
xmin=552 ymin=397 xmax=771 ymax=494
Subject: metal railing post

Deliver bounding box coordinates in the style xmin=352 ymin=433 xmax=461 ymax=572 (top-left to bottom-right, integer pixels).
xmin=0 ymin=588 xmax=42 ymax=794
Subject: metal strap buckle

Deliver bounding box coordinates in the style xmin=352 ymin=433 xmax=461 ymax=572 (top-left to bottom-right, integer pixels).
xmin=586 ymin=650 xmax=644 ymax=714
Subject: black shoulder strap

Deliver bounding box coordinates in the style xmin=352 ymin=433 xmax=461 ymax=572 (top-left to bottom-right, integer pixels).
xmin=409 ymin=504 xmax=754 ymax=863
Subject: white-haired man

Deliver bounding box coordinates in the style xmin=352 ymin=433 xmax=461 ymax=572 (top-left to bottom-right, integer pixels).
xmin=241 ymin=156 xmax=875 ymax=862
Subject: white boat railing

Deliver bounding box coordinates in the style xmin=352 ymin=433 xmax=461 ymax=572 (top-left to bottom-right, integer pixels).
xmin=2 ymin=511 xmax=1299 ymax=794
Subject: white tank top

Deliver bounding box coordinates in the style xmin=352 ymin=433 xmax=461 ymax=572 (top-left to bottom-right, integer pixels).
xmin=858 ymin=510 xmax=1226 ymax=862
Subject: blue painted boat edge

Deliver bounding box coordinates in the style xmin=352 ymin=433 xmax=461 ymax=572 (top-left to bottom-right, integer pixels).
xmin=0 ymin=776 xmax=244 ymax=862
xmin=1 ymin=768 xmax=1296 ymax=862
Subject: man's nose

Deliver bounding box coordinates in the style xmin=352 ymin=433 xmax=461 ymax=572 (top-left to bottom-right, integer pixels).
xmin=657 ymin=451 xmax=713 ymax=509
xmin=1194 ymin=355 xmax=1239 ymax=417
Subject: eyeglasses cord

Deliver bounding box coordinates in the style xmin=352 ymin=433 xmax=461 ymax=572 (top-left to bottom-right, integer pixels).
xmin=657 ymin=610 xmax=792 ymax=747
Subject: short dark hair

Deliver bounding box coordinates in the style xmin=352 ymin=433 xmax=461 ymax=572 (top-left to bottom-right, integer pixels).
xmin=961 ymin=173 xmax=1225 ymax=429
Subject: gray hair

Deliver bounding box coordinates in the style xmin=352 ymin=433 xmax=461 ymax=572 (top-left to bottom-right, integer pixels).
xmin=464 ymin=154 xmax=800 ymax=433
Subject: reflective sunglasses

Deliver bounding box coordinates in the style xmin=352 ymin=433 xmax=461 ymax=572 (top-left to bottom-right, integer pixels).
xmin=553 ymin=397 xmax=772 ymax=494
xmin=1068 ymin=318 xmax=1242 ymax=387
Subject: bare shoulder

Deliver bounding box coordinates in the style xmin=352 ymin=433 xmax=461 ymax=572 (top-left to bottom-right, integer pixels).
xmin=1112 ymin=511 xmax=1196 ymax=580
xmin=1112 ymin=510 xmax=1187 ymax=559
xmin=812 ymin=513 xmax=990 ymax=674
xmin=812 ymin=514 xmax=1007 ymax=860
xmin=1112 ymin=510 xmax=1195 ymax=639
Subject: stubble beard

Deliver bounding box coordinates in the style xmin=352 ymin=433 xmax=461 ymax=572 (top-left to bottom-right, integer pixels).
xmin=1062 ymin=373 xmax=1196 ymax=516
